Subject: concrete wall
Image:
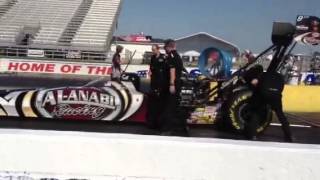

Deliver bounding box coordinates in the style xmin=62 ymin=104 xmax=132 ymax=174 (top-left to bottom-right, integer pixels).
xmin=0 ymin=129 xmax=319 ymax=180
xmin=283 ymin=85 xmax=320 ymax=112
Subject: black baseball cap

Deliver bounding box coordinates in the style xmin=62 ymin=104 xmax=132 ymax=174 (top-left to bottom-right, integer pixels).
xmin=164 ymin=39 xmax=176 ymax=48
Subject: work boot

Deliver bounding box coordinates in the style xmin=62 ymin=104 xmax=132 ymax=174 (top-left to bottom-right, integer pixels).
xmin=251 ymin=136 xmax=258 ymax=141
xmin=160 ymin=131 xmax=174 ymax=136
xmin=284 ymin=136 xmax=293 ymax=143
xmin=173 ymin=127 xmax=190 ymax=137
xmin=160 ymin=127 xmax=189 ymax=137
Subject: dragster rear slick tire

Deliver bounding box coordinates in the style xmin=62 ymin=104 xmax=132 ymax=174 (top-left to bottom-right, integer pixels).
xmin=222 ymin=89 xmax=272 ymax=134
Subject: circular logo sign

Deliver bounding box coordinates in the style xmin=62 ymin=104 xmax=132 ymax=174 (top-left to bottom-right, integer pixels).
xmin=35 ymin=87 xmax=124 ymax=120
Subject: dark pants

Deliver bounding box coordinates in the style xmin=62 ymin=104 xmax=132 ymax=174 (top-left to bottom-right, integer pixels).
xmin=161 ymin=86 xmax=188 ymax=135
xmin=146 ymin=90 xmax=168 ymax=130
xmin=245 ymin=91 xmax=292 ymax=142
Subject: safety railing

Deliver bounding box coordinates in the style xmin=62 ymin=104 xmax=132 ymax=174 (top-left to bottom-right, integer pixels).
xmin=0 ymin=46 xmax=107 ymax=62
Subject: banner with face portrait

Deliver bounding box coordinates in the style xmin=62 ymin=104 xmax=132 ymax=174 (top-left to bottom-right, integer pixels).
xmin=295 ymin=15 xmax=320 ymax=45
xmin=198 ymin=47 xmax=232 ymax=79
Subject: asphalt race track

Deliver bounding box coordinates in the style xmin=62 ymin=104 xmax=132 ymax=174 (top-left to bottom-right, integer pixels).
xmin=0 ymin=74 xmax=319 ymax=144
xmin=0 ymin=115 xmax=319 ymax=144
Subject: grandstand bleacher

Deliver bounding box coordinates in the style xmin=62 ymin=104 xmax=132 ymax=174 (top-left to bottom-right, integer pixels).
xmin=0 ymin=0 xmax=122 ymax=61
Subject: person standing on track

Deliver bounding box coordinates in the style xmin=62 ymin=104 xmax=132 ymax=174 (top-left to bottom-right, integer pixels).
xmin=147 ymin=44 xmax=169 ymax=130
xmin=244 ymin=65 xmax=293 ymax=142
xmin=111 ymin=45 xmax=124 ymax=81
xmin=161 ymin=39 xmax=188 ymax=136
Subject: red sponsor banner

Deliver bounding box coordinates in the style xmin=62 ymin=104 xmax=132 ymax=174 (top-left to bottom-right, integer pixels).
xmin=0 ymin=59 xmax=113 ymax=76
xmin=0 ymin=58 xmax=230 ymax=79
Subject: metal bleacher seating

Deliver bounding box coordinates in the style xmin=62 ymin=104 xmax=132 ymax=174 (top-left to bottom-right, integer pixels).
xmin=32 ymin=0 xmax=83 ymax=45
xmin=0 ymin=0 xmax=122 ymax=60
xmin=0 ymin=0 xmax=82 ymax=45
xmin=71 ymin=0 xmax=121 ymax=49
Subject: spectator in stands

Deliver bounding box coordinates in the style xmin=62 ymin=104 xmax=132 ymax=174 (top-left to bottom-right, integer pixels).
xmin=147 ymin=44 xmax=168 ymax=130
xmin=243 ymin=49 xmax=255 ymax=64
xmin=237 ymin=50 xmax=255 ymax=68
xmin=111 ymin=45 xmax=123 ymax=81
xmin=21 ymin=34 xmax=32 ymax=45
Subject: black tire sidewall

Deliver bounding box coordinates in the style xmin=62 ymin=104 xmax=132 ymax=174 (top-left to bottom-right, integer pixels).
xmin=224 ymin=89 xmax=272 ymax=133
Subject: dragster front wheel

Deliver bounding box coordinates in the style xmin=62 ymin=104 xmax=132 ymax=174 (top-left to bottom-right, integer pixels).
xmin=223 ymin=89 xmax=272 ymax=134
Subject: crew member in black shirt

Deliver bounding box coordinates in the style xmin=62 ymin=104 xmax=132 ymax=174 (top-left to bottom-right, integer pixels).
xmin=244 ymin=65 xmax=293 ymax=142
xmin=161 ymin=39 xmax=188 ymax=136
xmin=147 ymin=44 xmax=169 ymax=130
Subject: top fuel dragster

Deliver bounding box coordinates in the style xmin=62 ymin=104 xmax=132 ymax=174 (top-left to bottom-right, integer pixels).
xmin=0 ymin=15 xmax=319 ymax=135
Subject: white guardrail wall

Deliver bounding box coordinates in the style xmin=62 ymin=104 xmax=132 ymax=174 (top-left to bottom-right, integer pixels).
xmin=0 ymin=129 xmax=319 ymax=180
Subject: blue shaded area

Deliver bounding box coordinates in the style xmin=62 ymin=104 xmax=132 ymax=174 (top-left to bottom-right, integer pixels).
xmin=220 ymin=51 xmax=233 ymax=78
xmin=189 ymin=69 xmax=202 ymax=78
xmin=305 ymin=74 xmax=316 ymax=84
xmin=136 ymin=70 xmax=148 ymax=78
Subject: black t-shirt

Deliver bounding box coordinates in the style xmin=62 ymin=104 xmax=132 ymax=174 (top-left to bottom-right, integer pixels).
xmin=258 ymin=71 xmax=285 ymax=95
xmin=167 ymin=50 xmax=184 ymax=85
xmin=150 ymin=53 xmax=169 ymax=91
xmin=243 ymin=65 xmax=264 ymax=89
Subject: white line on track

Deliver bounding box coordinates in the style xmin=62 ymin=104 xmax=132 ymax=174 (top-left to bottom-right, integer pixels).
xmin=270 ymin=123 xmax=312 ymax=128
xmin=285 ymin=113 xmax=320 ymax=127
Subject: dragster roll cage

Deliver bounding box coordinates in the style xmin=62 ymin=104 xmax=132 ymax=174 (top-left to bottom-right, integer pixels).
xmin=204 ymin=22 xmax=299 ymax=103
